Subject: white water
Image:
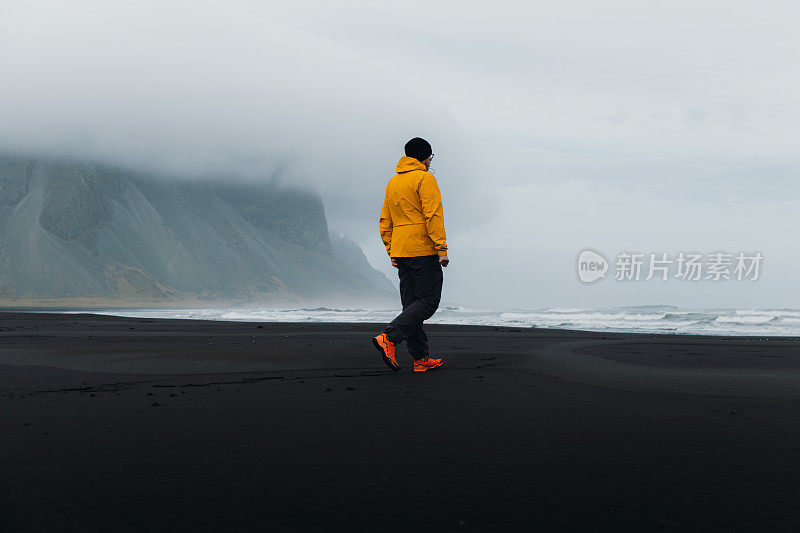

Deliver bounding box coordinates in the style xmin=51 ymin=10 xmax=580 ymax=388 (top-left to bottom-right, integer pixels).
xmin=70 ymin=305 xmax=800 ymax=337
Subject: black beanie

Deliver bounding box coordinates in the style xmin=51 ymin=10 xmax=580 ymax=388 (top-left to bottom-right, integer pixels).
xmin=404 ymin=137 xmax=432 ymax=162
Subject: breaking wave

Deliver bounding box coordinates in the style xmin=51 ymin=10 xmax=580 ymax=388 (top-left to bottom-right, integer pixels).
xmin=67 ymin=305 xmax=800 ymax=337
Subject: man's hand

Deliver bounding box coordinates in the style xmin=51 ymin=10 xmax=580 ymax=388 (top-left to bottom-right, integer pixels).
xmin=391 ymin=259 xmax=398 ymax=268
xmin=439 ymin=255 xmax=449 ymax=267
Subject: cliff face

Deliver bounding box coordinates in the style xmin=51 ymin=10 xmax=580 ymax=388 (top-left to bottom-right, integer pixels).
xmin=0 ymin=155 xmax=392 ymax=304
xmin=330 ymin=233 xmax=395 ymax=293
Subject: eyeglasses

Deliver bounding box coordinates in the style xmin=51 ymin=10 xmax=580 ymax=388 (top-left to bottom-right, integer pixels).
xmin=430 ymin=154 xmax=434 ymax=160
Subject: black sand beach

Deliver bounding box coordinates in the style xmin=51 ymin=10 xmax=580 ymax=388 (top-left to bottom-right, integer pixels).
xmin=2 ymin=311 xmax=800 ymax=531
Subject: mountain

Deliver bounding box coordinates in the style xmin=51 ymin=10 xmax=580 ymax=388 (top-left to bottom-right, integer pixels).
xmin=330 ymin=232 xmax=395 ymax=293
xmin=0 ymin=155 xmax=393 ymax=306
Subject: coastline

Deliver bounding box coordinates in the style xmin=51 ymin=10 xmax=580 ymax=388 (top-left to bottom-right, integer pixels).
xmin=6 ymin=305 xmax=798 ymax=338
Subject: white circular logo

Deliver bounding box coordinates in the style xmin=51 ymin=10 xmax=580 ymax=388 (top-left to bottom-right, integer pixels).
xmin=577 ymin=249 xmax=608 ymax=284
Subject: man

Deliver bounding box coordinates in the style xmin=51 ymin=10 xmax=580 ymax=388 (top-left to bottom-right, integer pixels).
xmin=372 ymin=137 xmax=449 ymax=373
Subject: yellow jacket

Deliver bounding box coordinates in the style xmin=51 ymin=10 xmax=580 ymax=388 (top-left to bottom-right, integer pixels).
xmin=379 ymin=156 xmax=448 ymax=259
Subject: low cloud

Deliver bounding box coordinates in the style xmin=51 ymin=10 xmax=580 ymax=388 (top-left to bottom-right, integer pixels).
xmin=2 ymin=0 xmax=798 ymax=308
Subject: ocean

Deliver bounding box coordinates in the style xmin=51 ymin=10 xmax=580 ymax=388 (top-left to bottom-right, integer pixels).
xmin=72 ymin=305 xmax=800 ymax=337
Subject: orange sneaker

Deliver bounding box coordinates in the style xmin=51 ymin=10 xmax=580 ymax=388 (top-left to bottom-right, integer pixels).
xmin=372 ymin=332 xmax=399 ymax=372
xmin=413 ymin=356 xmax=443 ymax=372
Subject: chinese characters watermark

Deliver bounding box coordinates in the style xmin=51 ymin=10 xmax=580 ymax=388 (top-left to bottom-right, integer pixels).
xmin=577 ymin=250 xmax=763 ymax=284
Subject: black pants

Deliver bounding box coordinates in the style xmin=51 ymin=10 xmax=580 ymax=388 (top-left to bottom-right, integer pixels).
xmin=383 ymin=255 xmax=443 ymax=360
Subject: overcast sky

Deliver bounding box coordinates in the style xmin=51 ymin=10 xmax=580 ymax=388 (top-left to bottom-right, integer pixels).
xmin=1 ymin=0 xmax=798 ymax=309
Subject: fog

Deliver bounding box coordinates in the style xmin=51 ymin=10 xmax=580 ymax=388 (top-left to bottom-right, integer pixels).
xmin=2 ymin=0 xmax=798 ymax=309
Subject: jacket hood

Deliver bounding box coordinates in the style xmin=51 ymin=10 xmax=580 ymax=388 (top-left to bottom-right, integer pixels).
xmin=396 ymin=156 xmax=427 ymax=174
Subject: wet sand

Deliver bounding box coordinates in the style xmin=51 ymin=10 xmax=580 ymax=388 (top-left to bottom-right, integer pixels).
xmin=2 ymin=311 xmax=800 ymax=531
